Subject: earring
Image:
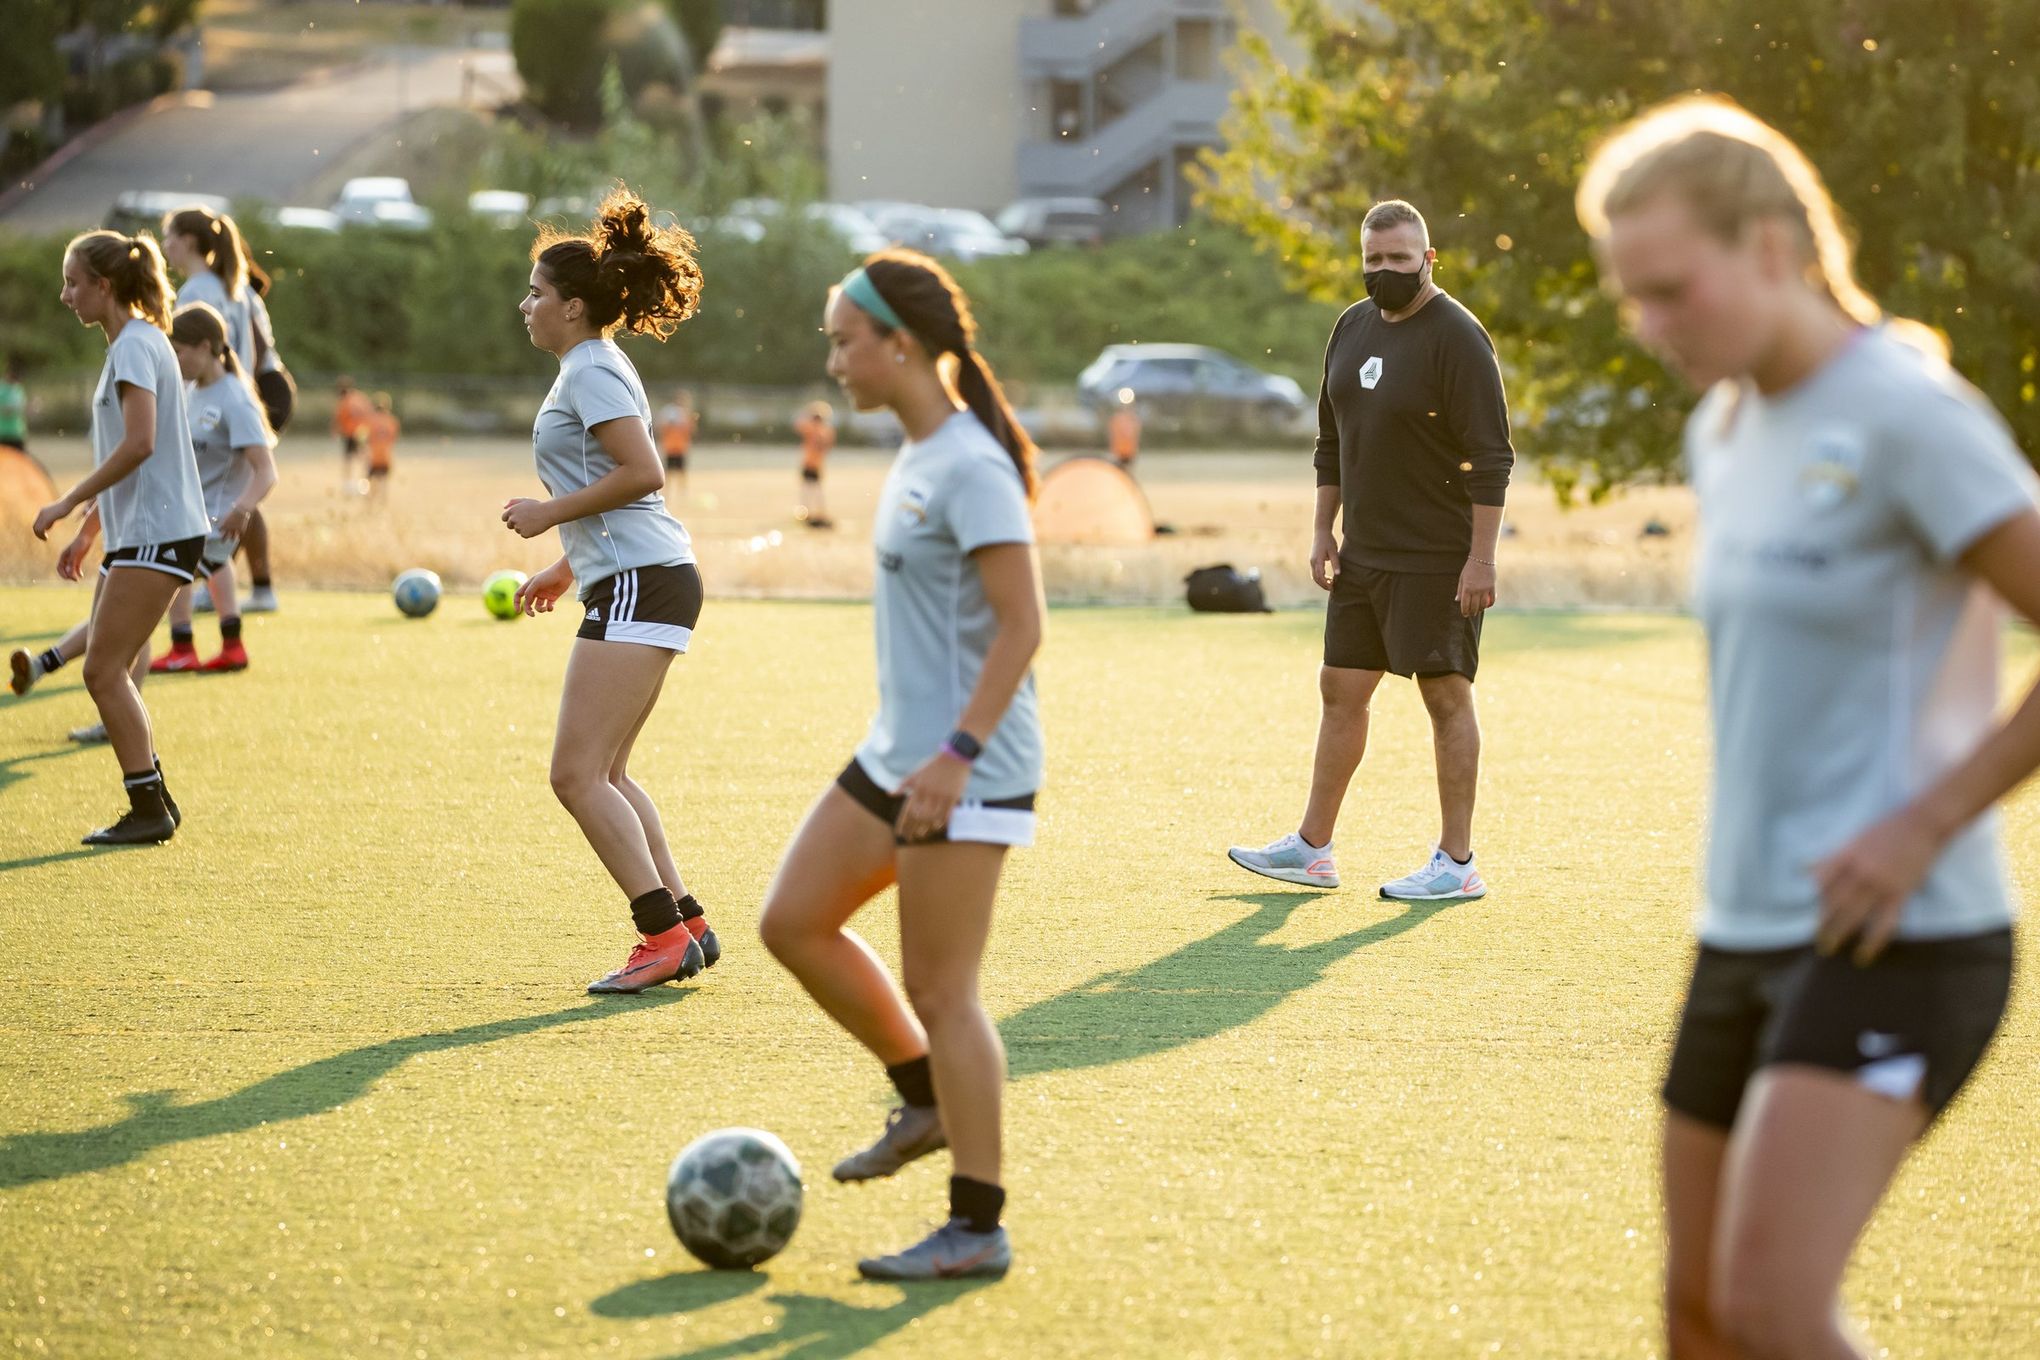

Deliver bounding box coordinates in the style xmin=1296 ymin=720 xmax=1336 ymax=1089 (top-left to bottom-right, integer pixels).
xmin=895 ymin=353 xmax=906 ymax=365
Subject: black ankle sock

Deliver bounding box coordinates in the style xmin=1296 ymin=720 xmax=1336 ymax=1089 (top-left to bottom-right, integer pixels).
xmin=38 ymin=647 xmax=66 ymax=674
xmin=675 ymin=893 xmax=704 ymax=922
xmin=1448 ymin=849 xmax=1472 ymax=866
xmin=122 ymin=769 xmax=166 ymax=816
xmin=949 ymin=1175 xmax=1005 ymax=1234
xmin=220 ymin=616 xmax=242 ymax=642
xmin=886 ymin=1056 xmax=936 ymax=1109
xmin=252 ymin=575 xmax=271 ymax=589
xmin=629 ymin=888 xmax=681 ymax=935
xmin=170 ymin=623 xmax=194 ymax=647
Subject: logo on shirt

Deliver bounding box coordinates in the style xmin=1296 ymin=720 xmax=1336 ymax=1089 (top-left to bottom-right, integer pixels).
xmin=1358 ymin=356 xmax=1384 ymax=390
xmin=897 ymin=484 xmax=931 ymax=527
xmin=1798 ymin=427 xmax=1867 ymax=511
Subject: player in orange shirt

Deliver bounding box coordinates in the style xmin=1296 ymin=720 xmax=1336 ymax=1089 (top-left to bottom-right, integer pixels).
xmin=1107 ymin=388 xmax=1142 ymax=469
xmin=363 ymin=392 xmax=399 ymax=503
xmin=657 ymin=388 xmax=698 ymax=500
xmin=333 ymin=375 xmax=372 ymax=493
xmin=794 ymin=399 xmax=836 ymax=528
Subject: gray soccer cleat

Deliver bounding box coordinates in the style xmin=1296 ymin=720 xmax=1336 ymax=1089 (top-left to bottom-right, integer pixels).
xmin=1226 ymin=832 xmax=1339 ymax=888
xmin=858 ymin=1219 xmax=1011 ymax=1281
xmin=244 ymin=585 xmax=279 ymax=613
xmin=832 ymin=1103 xmax=946 ymax=1182
xmin=68 ymin=721 xmax=109 ymax=744
xmin=191 ymin=582 xmax=215 ymax=613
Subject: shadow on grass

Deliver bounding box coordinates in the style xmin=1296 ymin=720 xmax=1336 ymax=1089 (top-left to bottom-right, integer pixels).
xmin=1001 ymin=892 xmax=1457 ymax=1078
xmin=0 ymin=990 xmax=691 ymax=1192
xmin=0 ymin=740 xmax=95 ymax=799
xmin=594 ymin=1277 xmax=989 ymax=1360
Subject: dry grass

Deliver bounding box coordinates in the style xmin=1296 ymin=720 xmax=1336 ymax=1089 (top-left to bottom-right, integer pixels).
xmin=1 ymin=435 xmax=1696 ymax=609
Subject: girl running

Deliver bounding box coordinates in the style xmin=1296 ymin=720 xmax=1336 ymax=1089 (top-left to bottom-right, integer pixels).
xmin=793 ymin=398 xmax=835 ymax=528
xmin=1578 ymin=95 xmax=2040 ymax=1359
xmin=150 ymin=302 xmax=277 ymax=673
xmin=504 ymin=189 xmax=721 ymax=995
xmin=759 ymin=249 xmax=1044 ymax=1281
xmin=31 ymin=231 xmax=210 ymax=844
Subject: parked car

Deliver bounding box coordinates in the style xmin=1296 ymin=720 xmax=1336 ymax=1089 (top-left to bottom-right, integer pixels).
xmin=724 ymin=198 xmax=889 ymax=253
xmin=995 ymin=197 xmax=1108 ymax=248
xmin=106 ymin=189 xmax=229 ymax=236
xmin=1077 ymin=344 xmax=1309 ymax=436
xmin=467 ymin=190 xmax=532 ymax=227
xmin=334 ymin=177 xmax=418 ymax=227
xmin=264 ymin=205 xmax=343 ymax=234
xmin=876 ymin=207 xmax=1028 ymax=262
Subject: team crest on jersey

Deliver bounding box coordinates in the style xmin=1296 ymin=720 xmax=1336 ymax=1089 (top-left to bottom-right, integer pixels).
xmin=1359 ymin=356 xmax=1384 ymax=390
xmin=897 ymin=484 xmax=931 ymax=526
xmin=1798 ymin=426 xmax=1866 ymax=510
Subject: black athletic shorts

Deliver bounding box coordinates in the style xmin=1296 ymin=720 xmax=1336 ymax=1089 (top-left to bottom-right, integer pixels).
xmin=664 ymin=453 xmax=688 ymax=473
xmin=342 ymin=433 xmax=360 ymax=456
xmin=101 ymin=536 xmax=205 ymax=583
xmin=366 ymin=465 xmax=389 ymax=479
xmin=256 ymin=368 xmax=295 ymax=433
xmin=1662 ymin=930 xmax=2013 ymax=1131
xmin=800 ymin=467 xmax=821 ymax=484
xmin=577 ymin=563 xmax=702 ymax=653
xmin=1324 ymin=562 xmax=1480 ymax=678
xmin=836 ymin=756 xmax=1036 ymax=848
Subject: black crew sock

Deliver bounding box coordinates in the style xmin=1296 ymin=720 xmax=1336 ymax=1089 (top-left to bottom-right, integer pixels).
xmin=252 ymin=575 xmax=271 ymax=589
xmin=949 ymin=1175 xmax=1005 ymax=1234
xmin=886 ymin=1056 xmax=936 ymax=1109
xmin=122 ymin=769 xmax=167 ymax=817
xmin=675 ymin=893 xmax=704 ymax=922
xmin=1448 ymin=849 xmax=1472 ymax=866
xmin=38 ymin=647 xmax=67 ymax=674
xmin=169 ymin=623 xmax=194 ymax=647
xmin=629 ymin=888 xmax=681 ymax=936
xmin=220 ymin=615 xmax=243 ymax=643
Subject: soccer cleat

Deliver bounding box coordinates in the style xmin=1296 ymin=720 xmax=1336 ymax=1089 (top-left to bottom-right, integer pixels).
xmin=82 ymin=807 xmax=176 ymax=846
xmin=857 ymin=1219 xmax=1011 ymax=1281
xmin=1379 ymin=846 xmax=1486 ymax=902
xmin=9 ymin=648 xmax=41 ymax=697
xmin=191 ymin=582 xmax=215 ymax=613
xmin=68 ymin=722 xmax=109 ymax=744
xmin=149 ymin=644 xmax=202 ymax=674
xmin=586 ymin=923 xmax=704 ymax=995
xmin=1226 ymin=832 xmax=1339 ymax=889
xmin=199 ymin=641 xmax=249 ymax=673
xmin=683 ymin=918 xmax=722 ymax=968
xmin=243 ymin=585 xmax=279 ymax=613
xmin=832 ymin=1103 xmax=946 ymax=1182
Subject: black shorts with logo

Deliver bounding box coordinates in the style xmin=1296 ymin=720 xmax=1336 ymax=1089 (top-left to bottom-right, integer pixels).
xmin=577 ymin=563 xmax=702 ymax=653
xmin=1324 ymin=562 xmax=1480 ymax=678
xmin=1662 ymin=930 xmax=2012 ymax=1131
xmin=101 ymin=536 xmax=206 ymax=583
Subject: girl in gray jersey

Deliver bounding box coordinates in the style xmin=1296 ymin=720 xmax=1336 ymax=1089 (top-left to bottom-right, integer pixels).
xmin=503 ymin=190 xmax=722 ymax=996
xmin=760 ymin=250 xmax=1045 ymax=1282
xmin=32 ymin=231 xmax=211 ymax=845
xmin=1580 ymin=96 xmax=2040 ymax=1359
xmin=149 ymin=303 xmax=277 ymax=673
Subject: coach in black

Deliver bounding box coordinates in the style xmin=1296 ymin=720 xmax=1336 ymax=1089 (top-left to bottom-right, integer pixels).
xmin=1228 ymin=199 xmax=1512 ymax=901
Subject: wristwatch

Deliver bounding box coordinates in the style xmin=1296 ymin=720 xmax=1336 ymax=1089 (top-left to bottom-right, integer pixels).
xmin=944 ymin=729 xmax=984 ymax=763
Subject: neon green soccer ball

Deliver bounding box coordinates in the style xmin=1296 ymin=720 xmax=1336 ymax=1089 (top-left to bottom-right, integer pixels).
xmin=483 ymin=570 xmax=527 ymax=620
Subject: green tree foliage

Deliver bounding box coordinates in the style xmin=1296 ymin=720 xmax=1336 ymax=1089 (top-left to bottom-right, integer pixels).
xmin=1199 ymin=0 xmax=2040 ymax=494
xmin=664 ymin=0 xmax=725 ymax=74
xmin=511 ymin=0 xmax=689 ymax=128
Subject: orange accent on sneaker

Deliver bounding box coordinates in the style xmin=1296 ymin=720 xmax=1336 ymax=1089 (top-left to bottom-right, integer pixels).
xmin=681 ymin=916 xmax=710 ymax=941
xmin=589 ymin=923 xmax=697 ymax=992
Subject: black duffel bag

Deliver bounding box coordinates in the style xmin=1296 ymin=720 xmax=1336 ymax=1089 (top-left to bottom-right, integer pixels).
xmin=1184 ymin=563 xmax=1272 ymax=613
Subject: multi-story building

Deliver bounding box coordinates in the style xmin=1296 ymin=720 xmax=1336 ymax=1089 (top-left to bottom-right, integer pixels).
xmin=828 ymin=0 xmax=1285 ymax=229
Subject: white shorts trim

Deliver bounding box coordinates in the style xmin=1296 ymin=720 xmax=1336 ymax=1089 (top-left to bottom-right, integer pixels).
xmin=602 ymin=619 xmax=693 ymax=653
xmin=103 ymin=558 xmax=196 ymax=583
xmin=944 ymin=803 xmax=1036 ymax=848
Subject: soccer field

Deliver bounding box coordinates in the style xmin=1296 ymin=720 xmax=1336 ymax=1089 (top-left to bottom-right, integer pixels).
xmin=2 ymin=589 xmax=2036 ymax=1359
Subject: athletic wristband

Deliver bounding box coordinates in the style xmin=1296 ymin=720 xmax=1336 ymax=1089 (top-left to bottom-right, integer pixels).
xmin=942 ymin=730 xmax=983 ymax=764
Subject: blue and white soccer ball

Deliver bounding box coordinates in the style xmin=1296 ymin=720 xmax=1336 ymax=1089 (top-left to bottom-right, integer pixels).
xmin=392 ymin=568 xmax=442 ymax=618
xmin=666 ymin=1127 xmax=803 ymax=1269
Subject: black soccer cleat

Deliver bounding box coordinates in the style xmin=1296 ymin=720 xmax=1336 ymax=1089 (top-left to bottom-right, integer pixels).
xmin=696 ymin=927 xmax=721 ymax=968
xmin=82 ymin=809 xmax=177 ymax=846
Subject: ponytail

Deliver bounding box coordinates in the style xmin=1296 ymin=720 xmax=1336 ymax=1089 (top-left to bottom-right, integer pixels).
xmin=66 ymin=230 xmax=175 ymax=332
xmin=854 ymin=249 xmax=1039 ymax=502
xmin=531 ymin=185 xmax=703 ymax=339
xmin=163 ymin=205 xmax=254 ymax=297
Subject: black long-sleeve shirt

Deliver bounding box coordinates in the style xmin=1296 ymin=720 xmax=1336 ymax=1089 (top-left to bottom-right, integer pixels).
xmin=1313 ymin=292 xmax=1515 ymax=572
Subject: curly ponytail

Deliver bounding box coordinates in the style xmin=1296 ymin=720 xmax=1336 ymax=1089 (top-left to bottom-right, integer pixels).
xmin=855 ymin=249 xmax=1039 ymax=502
xmin=531 ymin=186 xmax=704 ymax=340
xmin=67 ymin=230 xmax=175 ymax=332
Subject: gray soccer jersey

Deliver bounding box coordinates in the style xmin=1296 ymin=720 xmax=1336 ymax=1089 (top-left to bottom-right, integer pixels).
xmin=1689 ymin=326 xmax=2038 ymax=949
xmin=187 ymin=372 xmax=272 ymax=526
xmin=531 ymin=338 xmax=694 ymax=595
xmin=855 ymin=410 xmax=1044 ymax=801
xmin=93 ymin=320 xmax=208 ymax=550
xmin=175 ymin=271 xmax=255 ymax=374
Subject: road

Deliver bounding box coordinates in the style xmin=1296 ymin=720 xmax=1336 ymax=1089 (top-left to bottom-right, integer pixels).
xmin=0 ymin=44 xmax=519 ymax=235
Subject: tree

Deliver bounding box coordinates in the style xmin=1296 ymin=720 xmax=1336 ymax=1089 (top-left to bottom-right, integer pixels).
xmin=1198 ymin=0 xmax=2040 ymax=496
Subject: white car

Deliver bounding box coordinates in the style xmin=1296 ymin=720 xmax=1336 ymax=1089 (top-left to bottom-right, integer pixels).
xmin=334 ymin=177 xmax=416 ymax=227
xmin=266 ymin=206 xmax=343 ymax=234
xmin=467 ymin=190 xmax=532 ymax=227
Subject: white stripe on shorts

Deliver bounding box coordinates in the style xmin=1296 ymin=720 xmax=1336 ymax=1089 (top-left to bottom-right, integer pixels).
xmin=107 ymin=556 xmax=194 ymax=583
xmin=604 ymin=619 xmax=691 ymax=654
xmin=945 ymin=803 xmax=1036 ymax=848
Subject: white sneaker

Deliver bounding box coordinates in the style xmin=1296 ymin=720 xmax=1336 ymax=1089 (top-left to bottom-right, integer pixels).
xmin=1226 ymin=832 xmax=1339 ymax=888
xmin=1379 ymin=846 xmax=1485 ymax=902
xmin=10 ymin=649 xmax=43 ymax=697
xmin=244 ymin=585 xmax=279 ymax=613
xmin=191 ymin=582 xmax=215 ymax=613
xmin=68 ymin=721 xmax=109 ymax=744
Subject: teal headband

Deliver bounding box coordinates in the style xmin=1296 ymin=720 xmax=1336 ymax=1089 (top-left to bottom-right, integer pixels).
xmin=839 ymin=267 xmax=906 ymax=332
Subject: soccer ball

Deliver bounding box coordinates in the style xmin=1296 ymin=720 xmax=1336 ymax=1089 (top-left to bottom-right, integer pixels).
xmin=665 ymin=1128 xmax=803 ymax=1269
xmin=392 ymin=568 xmax=441 ymax=618
xmin=482 ymin=570 xmax=526 ymax=620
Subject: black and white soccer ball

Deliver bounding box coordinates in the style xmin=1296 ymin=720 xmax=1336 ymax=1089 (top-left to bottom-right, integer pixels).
xmin=665 ymin=1127 xmax=803 ymax=1269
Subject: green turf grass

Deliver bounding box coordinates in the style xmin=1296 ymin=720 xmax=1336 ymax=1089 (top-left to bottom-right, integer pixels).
xmin=2 ymin=588 xmax=2036 ymax=1358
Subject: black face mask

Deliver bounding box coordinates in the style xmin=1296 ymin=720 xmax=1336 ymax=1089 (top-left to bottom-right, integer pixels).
xmin=1364 ymin=262 xmax=1427 ymax=312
